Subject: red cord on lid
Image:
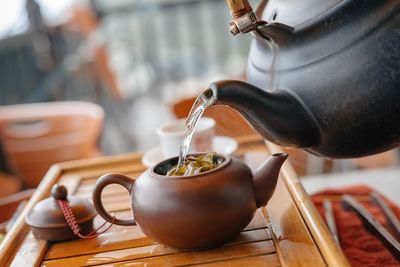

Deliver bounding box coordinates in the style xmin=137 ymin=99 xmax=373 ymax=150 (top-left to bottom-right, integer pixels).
xmin=58 ymin=199 xmax=115 ymax=239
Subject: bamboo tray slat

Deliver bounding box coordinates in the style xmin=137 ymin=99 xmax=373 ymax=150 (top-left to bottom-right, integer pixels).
xmin=45 ymin=210 xmax=269 ymax=261
xmin=42 ymin=231 xmax=274 ymax=266
xmin=0 ymin=134 xmax=350 ymax=266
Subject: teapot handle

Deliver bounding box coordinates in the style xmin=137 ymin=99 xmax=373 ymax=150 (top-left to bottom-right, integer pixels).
xmin=92 ymin=173 xmax=136 ymax=226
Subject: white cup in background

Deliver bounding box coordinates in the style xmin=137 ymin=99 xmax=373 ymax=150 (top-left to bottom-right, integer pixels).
xmin=156 ymin=117 xmax=215 ymax=158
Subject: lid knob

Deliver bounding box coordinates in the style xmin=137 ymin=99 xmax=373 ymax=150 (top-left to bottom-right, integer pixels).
xmin=51 ymin=184 xmax=68 ymax=200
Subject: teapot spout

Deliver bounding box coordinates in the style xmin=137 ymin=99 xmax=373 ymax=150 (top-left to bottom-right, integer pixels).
xmin=253 ymin=153 xmax=288 ymax=207
xmin=208 ymin=80 xmax=320 ymax=148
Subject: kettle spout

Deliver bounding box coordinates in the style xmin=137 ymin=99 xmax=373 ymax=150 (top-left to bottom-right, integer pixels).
xmin=209 ymin=80 xmax=320 ymax=148
xmin=253 ymin=153 xmax=288 ymax=207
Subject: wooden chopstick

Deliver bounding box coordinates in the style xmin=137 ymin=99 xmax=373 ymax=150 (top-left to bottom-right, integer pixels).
xmin=370 ymin=191 xmax=400 ymax=240
xmin=342 ymin=195 xmax=400 ymax=261
xmin=323 ymin=198 xmax=340 ymax=246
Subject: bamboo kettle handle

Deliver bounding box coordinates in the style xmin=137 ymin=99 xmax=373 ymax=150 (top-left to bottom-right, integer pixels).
xmin=225 ymin=0 xmax=253 ymax=18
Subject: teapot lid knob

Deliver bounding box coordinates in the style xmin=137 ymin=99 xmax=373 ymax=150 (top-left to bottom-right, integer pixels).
xmin=51 ymin=184 xmax=68 ymax=200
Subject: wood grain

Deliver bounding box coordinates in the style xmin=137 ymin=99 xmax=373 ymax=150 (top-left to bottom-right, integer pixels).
xmin=0 ymin=165 xmax=61 ymax=266
xmin=267 ymin=178 xmax=327 ymax=267
xmin=189 ymin=253 xmax=280 ymax=267
xmin=97 ymin=240 xmax=275 ymax=267
xmin=8 ymin=232 xmax=47 ymax=267
xmin=42 ymin=232 xmax=273 ymax=266
xmin=267 ymin=142 xmax=350 ymax=267
xmin=45 ymin=209 xmax=270 ymax=261
xmin=99 ymin=241 xmax=276 ymax=267
xmin=3 ymin=175 xmax=82 ymax=267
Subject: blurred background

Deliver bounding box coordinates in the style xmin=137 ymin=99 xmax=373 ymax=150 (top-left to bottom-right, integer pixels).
xmin=0 ymin=0 xmax=399 ymax=235
xmin=0 ymin=0 xmax=253 ymax=154
xmin=0 ymin=0 xmax=256 ymax=231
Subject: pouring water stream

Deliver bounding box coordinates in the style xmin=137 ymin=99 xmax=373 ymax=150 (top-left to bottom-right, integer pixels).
xmin=177 ymin=88 xmax=216 ymax=168
xmin=176 ymin=35 xmax=278 ymax=168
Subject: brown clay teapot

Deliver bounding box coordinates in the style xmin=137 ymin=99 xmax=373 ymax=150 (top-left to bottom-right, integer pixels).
xmin=92 ymin=152 xmax=287 ymax=250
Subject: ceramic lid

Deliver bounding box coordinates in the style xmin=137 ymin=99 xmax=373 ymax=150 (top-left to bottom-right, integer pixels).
xmin=26 ymin=184 xmax=97 ymax=228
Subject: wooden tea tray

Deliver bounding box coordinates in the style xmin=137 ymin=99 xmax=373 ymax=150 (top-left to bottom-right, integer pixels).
xmin=0 ymin=134 xmax=349 ymax=266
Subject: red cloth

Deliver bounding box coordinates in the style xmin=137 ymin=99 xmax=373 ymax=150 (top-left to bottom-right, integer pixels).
xmin=311 ymin=185 xmax=400 ymax=267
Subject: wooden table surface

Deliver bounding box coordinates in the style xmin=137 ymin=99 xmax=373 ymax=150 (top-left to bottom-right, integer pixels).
xmin=0 ymin=135 xmax=350 ymax=266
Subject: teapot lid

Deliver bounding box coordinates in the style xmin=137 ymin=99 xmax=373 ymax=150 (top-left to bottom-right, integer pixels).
xmin=26 ymin=184 xmax=97 ymax=228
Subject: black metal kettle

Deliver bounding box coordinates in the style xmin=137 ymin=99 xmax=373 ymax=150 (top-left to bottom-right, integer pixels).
xmin=212 ymin=0 xmax=400 ymax=158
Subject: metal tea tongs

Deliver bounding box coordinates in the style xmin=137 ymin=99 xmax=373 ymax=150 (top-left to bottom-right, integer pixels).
xmin=342 ymin=194 xmax=400 ymax=261
xmin=323 ymin=199 xmax=340 ymax=246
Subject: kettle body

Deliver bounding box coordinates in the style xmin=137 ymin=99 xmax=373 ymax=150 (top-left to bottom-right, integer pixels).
xmin=244 ymin=0 xmax=400 ymax=157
